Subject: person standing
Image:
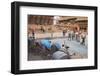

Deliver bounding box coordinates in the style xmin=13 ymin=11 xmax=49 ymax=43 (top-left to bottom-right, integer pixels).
xmin=75 ymin=31 xmax=78 ymax=41
xmin=28 ymin=31 xmax=34 ymax=51
xmin=71 ymin=30 xmax=75 ymax=40
xmin=85 ymin=33 xmax=88 ymax=47
xmin=80 ymin=31 xmax=86 ymax=45
xmin=63 ymin=30 xmax=66 ymax=37
xmin=32 ymin=30 xmax=35 ymax=39
xmin=68 ymin=30 xmax=71 ymax=40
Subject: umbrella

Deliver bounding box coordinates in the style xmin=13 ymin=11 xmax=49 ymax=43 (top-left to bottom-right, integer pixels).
xmin=41 ymin=39 xmax=51 ymax=49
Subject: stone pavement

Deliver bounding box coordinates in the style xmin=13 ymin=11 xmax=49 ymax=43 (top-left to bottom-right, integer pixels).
xmin=28 ymin=37 xmax=88 ymax=61
xmin=50 ymin=38 xmax=88 ymax=58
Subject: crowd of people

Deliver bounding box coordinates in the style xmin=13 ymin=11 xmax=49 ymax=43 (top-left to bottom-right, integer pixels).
xmin=28 ymin=30 xmax=88 ymax=60
xmin=63 ymin=30 xmax=88 ymax=47
xmin=28 ymin=29 xmax=88 ymax=50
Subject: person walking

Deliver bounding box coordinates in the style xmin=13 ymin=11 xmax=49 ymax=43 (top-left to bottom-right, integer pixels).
xmin=68 ymin=30 xmax=71 ymax=40
xmin=63 ymin=30 xmax=66 ymax=37
xmin=80 ymin=32 xmax=86 ymax=45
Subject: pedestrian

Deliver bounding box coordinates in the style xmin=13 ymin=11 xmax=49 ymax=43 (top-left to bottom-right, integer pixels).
xmin=75 ymin=31 xmax=78 ymax=41
xmin=80 ymin=32 xmax=86 ymax=45
xmin=68 ymin=31 xmax=71 ymax=40
xmin=85 ymin=33 xmax=88 ymax=47
xmin=63 ymin=30 xmax=66 ymax=37
xmin=71 ymin=31 xmax=75 ymax=40
xmin=28 ymin=32 xmax=33 ymax=45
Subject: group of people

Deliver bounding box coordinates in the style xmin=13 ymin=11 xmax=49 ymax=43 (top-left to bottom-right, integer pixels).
xmin=63 ymin=30 xmax=88 ymax=46
xmin=28 ymin=28 xmax=88 ymax=60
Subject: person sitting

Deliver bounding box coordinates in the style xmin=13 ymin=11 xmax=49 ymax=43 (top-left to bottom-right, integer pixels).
xmin=50 ymin=42 xmax=61 ymax=54
xmin=52 ymin=44 xmax=71 ymax=59
xmin=60 ymin=44 xmax=70 ymax=58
